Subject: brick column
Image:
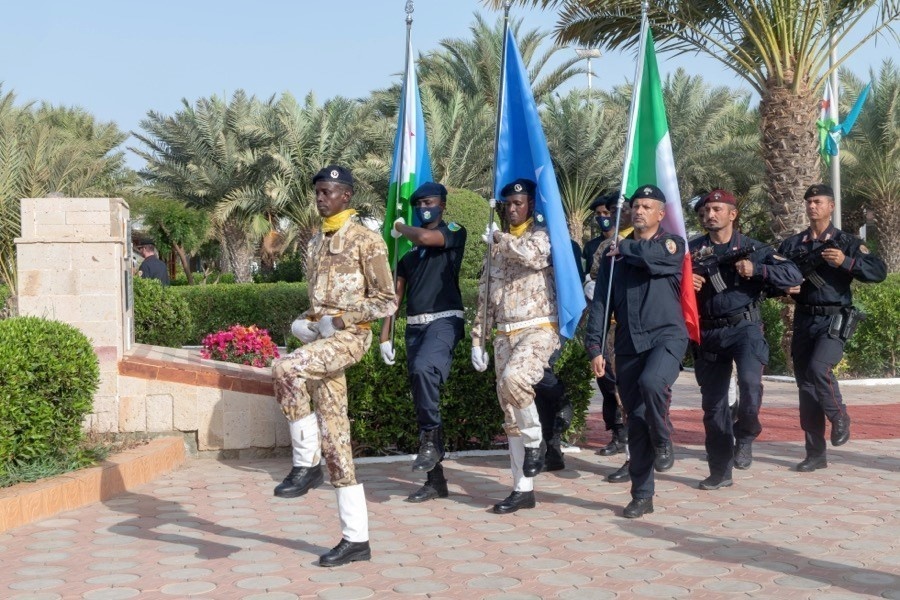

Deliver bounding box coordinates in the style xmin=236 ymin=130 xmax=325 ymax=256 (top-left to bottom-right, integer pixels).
xmin=15 ymin=197 xmax=132 ymax=432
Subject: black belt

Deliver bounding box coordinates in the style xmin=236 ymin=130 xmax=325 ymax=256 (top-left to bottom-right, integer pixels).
xmin=701 ymin=306 xmax=760 ymax=329
xmin=796 ymin=304 xmax=844 ymax=316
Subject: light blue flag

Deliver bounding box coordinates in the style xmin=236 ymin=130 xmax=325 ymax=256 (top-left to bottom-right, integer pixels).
xmin=494 ymin=28 xmax=586 ymax=339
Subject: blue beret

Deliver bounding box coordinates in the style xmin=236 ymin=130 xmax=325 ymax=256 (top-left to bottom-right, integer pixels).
xmin=629 ymin=184 xmax=666 ymax=205
xmin=312 ymin=164 xmax=354 ymax=189
xmin=804 ymin=184 xmax=834 ymax=199
xmin=410 ymin=182 xmax=448 ymax=204
xmin=589 ymin=191 xmax=620 ymax=211
xmin=500 ymin=178 xmax=536 ymax=200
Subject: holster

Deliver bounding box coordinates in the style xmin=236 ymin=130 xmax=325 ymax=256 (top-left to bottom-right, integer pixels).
xmin=839 ymin=306 xmax=866 ymax=342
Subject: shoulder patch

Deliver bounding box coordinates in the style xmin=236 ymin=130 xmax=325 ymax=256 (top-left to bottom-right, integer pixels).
xmin=772 ymin=254 xmax=787 ymax=261
xmin=860 ymin=244 xmax=870 ymax=254
xmin=665 ymin=239 xmax=677 ymax=255
xmin=447 ymin=222 xmax=461 ymax=232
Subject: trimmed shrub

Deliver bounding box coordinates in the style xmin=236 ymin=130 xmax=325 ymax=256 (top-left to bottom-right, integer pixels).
xmin=133 ymin=277 xmax=195 ymax=347
xmin=760 ymin=298 xmax=788 ymax=375
xmin=444 ymin=188 xmax=491 ymax=281
xmin=172 ymin=282 xmax=308 ymax=345
xmin=0 ymin=317 xmax=99 ymax=475
xmin=844 ymin=274 xmax=900 ymax=377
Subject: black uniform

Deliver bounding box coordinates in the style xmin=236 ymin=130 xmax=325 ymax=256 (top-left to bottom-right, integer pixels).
xmin=396 ymin=221 xmax=467 ymax=453
xmin=586 ymin=229 xmax=688 ymax=500
xmin=690 ymin=232 xmax=802 ymax=479
xmin=777 ymin=225 xmax=886 ymax=458
xmin=139 ymin=255 xmax=169 ymax=285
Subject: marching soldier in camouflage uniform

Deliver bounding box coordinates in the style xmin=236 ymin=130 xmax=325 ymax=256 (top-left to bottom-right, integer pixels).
xmin=272 ymin=165 xmax=396 ymax=567
xmin=471 ymin=178 xmax=559 ymax=514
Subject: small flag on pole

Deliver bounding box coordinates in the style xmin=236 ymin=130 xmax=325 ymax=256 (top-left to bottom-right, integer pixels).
xmin=818 ymin=81 xmax=871 ymax=164
xmin=494 ymin=28 xmax=586 ymax=340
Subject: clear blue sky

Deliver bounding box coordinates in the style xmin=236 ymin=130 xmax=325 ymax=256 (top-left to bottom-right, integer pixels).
xmin=1 ymin=1 xmax=894 ymax=170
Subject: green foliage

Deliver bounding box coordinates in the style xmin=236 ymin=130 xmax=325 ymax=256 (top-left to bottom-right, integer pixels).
xmin=844 ymin=275 xmax=900 ymax=377
xmin=133 ymin=277 xmax=195 ymax=347
xmin=444 ymin=188 xmax=491 ymax=281
xmin=172 ymin=282 xmax=308 ymax=345
xmin=0 ymin=317 xmax=99 ymax=477
xmin=254 ymin=252 xmax=305 ymax=283
xmin=760 ymin=298 xmax=788 ymax=375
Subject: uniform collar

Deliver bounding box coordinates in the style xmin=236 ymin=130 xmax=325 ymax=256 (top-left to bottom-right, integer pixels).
xmin=801 ymin=223 xmax=837 ymax=243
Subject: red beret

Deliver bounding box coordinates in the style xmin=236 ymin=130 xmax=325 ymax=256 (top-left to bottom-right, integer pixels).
xmin=695 ymin=188 xmax=736 ymax=211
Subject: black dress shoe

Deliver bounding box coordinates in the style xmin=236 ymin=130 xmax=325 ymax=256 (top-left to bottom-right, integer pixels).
xmin=597 ymin=438 xmax=625 ymax=456
xmin=607 ymin=461 xmax=631 ymax=483
xmin=831 ymin=415 xmax=851 ymax=446
xmin=319 ymin=538 xmax=371 ymax=567
xmin=734 ymin=442 xmax=753 ymax=470
xmin=493 ymin=490 xmax=535 ymax=514
xmin=273 ymin=466 xmax=324 ymax=498
xmin=406 ymin=463 xmax=449 ymax=503
xmin=623 ymin=497 xmax=654 ymax=518
xmin=699 ymin=474 xmax=734 ymax=490
xmin=654 ymin=441 xmax=674 ymax=472
xmin=412 ymin=429 xmax=442 ymax=472
xmin=522 ymin=441 xmax=547 ymax=477
xmin=796 ymin=455 xmax=827 ymax=472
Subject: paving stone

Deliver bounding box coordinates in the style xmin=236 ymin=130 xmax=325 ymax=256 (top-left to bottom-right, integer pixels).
xmin=82 ymin=589 xmax=141 ymax=600
xmin=159 ymin=581 xmax=217 ymax=595
xmin=379 ymin=566 xmax=434 ymax=579
xmin=392 ymin=581 xmax=450 ymax=594
xmin=235 ymin=576 xmax=292 ymax=589
xmin=316 ymin=587 xmax=375 ymax=599
xmin=556 ymin=588 xmax=616 ymax=599
xmin=631 ymin=583 xmax=690 ymax=597
xmin=465 ymin=576 xmax=521 ymax=589
xmin=537 ymin=572 xmax=592 ymax=586
xmin=241 ymin=592 xmax=299 ymax=600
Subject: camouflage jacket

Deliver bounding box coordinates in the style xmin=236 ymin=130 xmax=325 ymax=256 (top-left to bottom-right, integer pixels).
xmin=471 ymin=224 xmax=557 ymax=347
xmin=303 ymin=217 xmax=396 ymax=326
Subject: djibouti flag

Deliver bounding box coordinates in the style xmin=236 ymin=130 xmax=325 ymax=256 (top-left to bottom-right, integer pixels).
xmin=622 ymin=19 xmax=700 ymax=343
xmin=383 ymin=33 xmax=432 ymax=266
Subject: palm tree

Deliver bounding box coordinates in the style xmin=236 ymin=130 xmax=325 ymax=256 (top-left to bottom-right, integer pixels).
xmin=496 ymin=0 xmax=900 ymax=237
xmin=132 ymin=91 xmax=279 ymax=283
xmin=841 ymin=61 xmax=900 ymax=271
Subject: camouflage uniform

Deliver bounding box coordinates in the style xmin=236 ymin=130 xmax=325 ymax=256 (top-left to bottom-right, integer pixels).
xmin=272 ymin=216 xmax=395 ymax=488
xmin=472 ymin=224 xmax=560 ymax=445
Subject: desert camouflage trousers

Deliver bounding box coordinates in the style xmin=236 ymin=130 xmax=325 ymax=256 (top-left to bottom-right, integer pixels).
xmin=493 ymin=326 xmax=560 ymax=438
xmin=272 ymin=327 xmax=372 ymax=488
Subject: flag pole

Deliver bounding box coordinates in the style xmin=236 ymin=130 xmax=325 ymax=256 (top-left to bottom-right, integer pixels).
xmin=389 ymin=0 xmax=414 ymax=346
xmin=600 ymin=1 xmax=649 ymax=352
xmin=829 ymin=29 xmax=842 ymax=229
xmin=481 ymin=0 xmax=511 ymax=346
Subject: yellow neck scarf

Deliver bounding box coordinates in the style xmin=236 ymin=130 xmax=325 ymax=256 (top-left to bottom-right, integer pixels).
xmin=509 ymin=217 xmax=533 ymax=238
xmin=322 ymin=209 xmax=356 ymax=233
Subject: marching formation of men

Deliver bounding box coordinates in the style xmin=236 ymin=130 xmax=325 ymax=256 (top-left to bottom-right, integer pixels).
xmin=272 ymin=164 xmax=886 ymax=566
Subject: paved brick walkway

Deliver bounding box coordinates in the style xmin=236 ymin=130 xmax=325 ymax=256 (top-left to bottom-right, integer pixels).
xmin=2 ymin=375 xmax=899 ymax=599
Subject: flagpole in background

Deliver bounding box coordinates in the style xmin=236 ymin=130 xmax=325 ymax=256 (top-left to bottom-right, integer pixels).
xmin=829 ymin=30 xmax=842 ymax=228
xmin=481 ymin=0 xmax=511 ymax=343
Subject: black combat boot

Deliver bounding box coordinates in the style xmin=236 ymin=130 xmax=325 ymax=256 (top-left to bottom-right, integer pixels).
xmin=522 ymin=440 xmax=547 ymax=477
xmin=598 ymin=426 xmax=628 ymax=456
xmin=543 ymin=435 xmax=565 ymax=472
xmin=273 ymin=465 xmax=324 ymax=498
xmin=406 ymin=463 xmax=449 ymax=503
xmin=319 ymin=539 xmax=371 ymax=567
xmin=412 ymin=428 xmax=442 ymax=472
xmin=607 ymin=460 xmax=631 ymax=483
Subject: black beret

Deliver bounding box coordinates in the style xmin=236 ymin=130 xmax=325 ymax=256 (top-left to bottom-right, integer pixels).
xmin=410 ymin=182 xmax=448 ymax=204
xmin=804 ymin=184 xmax=834 ymax=199
xmin=500 ymin=178 xmax=536 ymax=199
xmin=629 ymin=184 xmax=666 ymax=205
xmin=589 ymin=190 xmax=620 ymax=211
xmin=133 ymin=235 xmax=155 ymax=247
xmin=312 ymin=164 xmax=355 ymax=189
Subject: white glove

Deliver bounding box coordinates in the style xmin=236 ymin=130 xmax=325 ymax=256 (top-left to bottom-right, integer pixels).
xmin=390 ymin=217 xmax=405 ymax=239
xmin=317 ymin=315 xmax=338 ymax=339
xmin=291 ymin=318 xmax=318 ymax=344
xmin=583 ymin=277 xmax=595 ymax=302
xmin=380 ymin=341 xmax=396 ymax=365
xmin=471 ymin=346 xmax=489 ymax=372
xmin=481 ymin=221 xmax=500 ymax=244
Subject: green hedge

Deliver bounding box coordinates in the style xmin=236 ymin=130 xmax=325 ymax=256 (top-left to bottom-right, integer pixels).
xmin=0 ymin=317 xmax=99 ymax=477
xmin=445 ymin=188 xmax=491 ymax=281
xmin=845 ymin=274 xmax=900 ymax=377
xmin=134 ymin=277 xmax=195 ymax=347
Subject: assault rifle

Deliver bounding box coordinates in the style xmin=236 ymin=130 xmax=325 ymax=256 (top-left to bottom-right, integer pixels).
xmin=691 ymin=242 xmax=775 ymax=293
xmin=781 ymin=238 xmax=839 ymax=288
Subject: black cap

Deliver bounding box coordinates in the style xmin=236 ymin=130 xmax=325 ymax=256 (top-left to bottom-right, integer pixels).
xmin=804 ymin=184 xmax=834 ymax=199
xmin=312 ymin=164 xmax=355 ymax=189
xmin=410 ymin=182 xmax=448 ymax=204
xmin=629 ymin=184 xmax=666 ymax=205
xmin=589 ymin=190 xmax=620 ymax=211
xmin=133 ymin=235 xmax=155 ymax=247
xmin=499 ymin=178 xmax=536 ymax=200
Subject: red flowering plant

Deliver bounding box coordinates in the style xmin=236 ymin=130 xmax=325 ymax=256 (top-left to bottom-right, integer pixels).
xmin=200 ymin=324 xmax=280 ymax=368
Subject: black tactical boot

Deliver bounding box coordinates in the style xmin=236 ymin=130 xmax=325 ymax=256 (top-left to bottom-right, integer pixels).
xmin=543 ymin=436 xmax=565 ymax=472
xmin=734 ymin=441 xmax=753 ymax=470
xmin=412 ymin=428 xmax=442 ymax=472
xmin=831 ymin=415 xmax=850 ymax=446
xmin=273 ymin=465 xmax=324 ymax=498
xmin=493 ymin=490 xmax=536 ymax=514
xmin=598 ymin=426 xmax=627 ymax=456
xmin=406 ymin=463 xmax=449 ymax=503
xmin=607 ymin=461 xmax=631 ymax=483
xmin=522 ymin=440 xmax=547 ymax=477
xmin=623 ymin=497 xmax=654 ymax=518
xmin=319 ymin=539 xmax=371 ymax=567
xmin=654 ymin=440 xmax=674 ymax=472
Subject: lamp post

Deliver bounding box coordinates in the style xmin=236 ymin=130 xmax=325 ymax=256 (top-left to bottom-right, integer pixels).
xmin=575 ymin=48 xmax=602 ymax=93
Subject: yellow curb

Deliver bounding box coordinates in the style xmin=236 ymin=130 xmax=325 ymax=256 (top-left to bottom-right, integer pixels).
xmin=0 ymin=436 xmax=185 ymax=533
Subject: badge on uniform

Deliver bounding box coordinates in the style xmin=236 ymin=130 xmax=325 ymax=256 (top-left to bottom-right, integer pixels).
xmin=860 ymin=245 xmax=870 ymax=254
xmin=665 ymin=239 xmax=677 ymax=254
xmin=772 ymin=254 xmax=787 ymax=261
xmin=447 ymin=222 xmax=460 ymax=232
xmin=535 ymin=213 xmax=545 ymax=223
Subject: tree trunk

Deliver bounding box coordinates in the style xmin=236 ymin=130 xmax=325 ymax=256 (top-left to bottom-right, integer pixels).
xmin=872 ymin=194 xmax=900 ymax=273
xmin=220 ymin=219 xmax=254 ymax=283
xmin=172 ymin=243 xmax=194 ymax=285
xmin=759 ymin=84 xmax=821 ymax=239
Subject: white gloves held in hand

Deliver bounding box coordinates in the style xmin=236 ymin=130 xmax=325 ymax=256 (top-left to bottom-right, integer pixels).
xmin=317 ymin=315 xmax=338 ymax=339
xmin=481 ymin=221 xmax=500 ymax=244
xmin=291 ymin=319 xmax=318 ymax=344
xmin=390 ymin=217 xmax=405 ymax=239
xmin=380 ymin=341 xmax=396 ymax=365
xmin=471 ymin=346 xmax=490 ymax=372
xmin=583 ymin=275 xmax=596 ymax=302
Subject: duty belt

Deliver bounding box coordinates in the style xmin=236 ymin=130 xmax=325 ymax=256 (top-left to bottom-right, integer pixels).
xmin=700 ymin=306 xmax=760 ymax=329
xmin=796 ymin=304 xmax=844 ymax=316
xmin=496 ymin=316 xmax=557 ymax=334
xmin=407 ymin=310 xmax=464 ymax=326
